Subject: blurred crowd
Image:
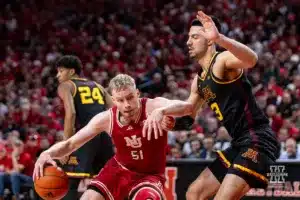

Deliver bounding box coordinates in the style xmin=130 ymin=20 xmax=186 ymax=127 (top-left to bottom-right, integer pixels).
xmin=0 ymin=0 xmax=300 ymax=197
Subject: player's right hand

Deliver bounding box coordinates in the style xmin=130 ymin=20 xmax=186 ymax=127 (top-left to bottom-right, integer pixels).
xmin=33 ymin=152 xmax=60 ymax=181
xmin=59 ymin=155 xmax=70 ymax=165
xmin=143 ymin=108 xmax=164 ymax=140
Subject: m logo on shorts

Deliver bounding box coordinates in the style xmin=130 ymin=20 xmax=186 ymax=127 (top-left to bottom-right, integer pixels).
xmin=267 ymin=165 xmax=288 ymax=183
xmin=124 ymin=135 xmax=142 ymax=148
xmin=241 ymin=148 xmax=258 ymax=163
xmin=68 ymin=156 xmax=79 ymax=165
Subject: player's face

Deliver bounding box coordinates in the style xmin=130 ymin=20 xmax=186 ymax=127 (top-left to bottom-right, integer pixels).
xmin=111 ymin=86 xmax=140 ymax=119
xmin=56 ymin=67 xmax=74 ymax=83
xmin=186 ymin=26 xmax=209 ymax=60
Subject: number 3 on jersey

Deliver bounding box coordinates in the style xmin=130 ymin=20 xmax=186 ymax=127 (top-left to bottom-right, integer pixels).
xmin=210 ymin=102 xmax=224 ymax=121
xmin=78 ymin=86 xmax=104 ymax=105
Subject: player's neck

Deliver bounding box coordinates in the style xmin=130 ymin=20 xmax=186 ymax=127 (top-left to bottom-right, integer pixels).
xmin=70 ymin=74 xmax=79 ymax=79
xmin=198 ymin=50 xmax=216 ymax=72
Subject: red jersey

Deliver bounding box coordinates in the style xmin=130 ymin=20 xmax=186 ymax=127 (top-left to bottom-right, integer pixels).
xmin=109 ymin=98 xmax=167 ymax=174
xmin=0 ymin=156 xmax=12 ymax=172
xmin=18 ymin=152 xmax=34 ymax=176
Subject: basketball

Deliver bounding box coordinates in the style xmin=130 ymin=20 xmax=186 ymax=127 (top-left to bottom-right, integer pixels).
xmin=34 ymin=166 xmax=69 ymax=200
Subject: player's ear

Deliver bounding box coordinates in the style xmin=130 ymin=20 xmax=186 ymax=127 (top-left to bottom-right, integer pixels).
xmin=111 ymin=96 xmax=115 ymax=102
xmin=70 ymin=69 xmax=75 ymax=76
xmin=110 ymin=92 xmax=116 ymax=104
xmin=207 ymin=39 xmax=214 ymax=46
xmin=136 ymin=89 xmax=140 ymax=97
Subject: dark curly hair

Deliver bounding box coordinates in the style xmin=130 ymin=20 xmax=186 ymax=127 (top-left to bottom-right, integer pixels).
xmin=55 ymin=55 xmax=82 ymax=75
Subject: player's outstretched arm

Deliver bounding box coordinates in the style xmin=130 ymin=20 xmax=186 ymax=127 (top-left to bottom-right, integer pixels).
xmin=172 ymin=75 xmax=205 ymax=131
xmin=33 ymin=111 xmax=111 ymax=180
xmin=143 ymin=98 xmax=193 ymax=140
xmin=187 ymin=75 xmax=205 ymax=119
xmin=196 ymin=11 xmax=258 ymax=69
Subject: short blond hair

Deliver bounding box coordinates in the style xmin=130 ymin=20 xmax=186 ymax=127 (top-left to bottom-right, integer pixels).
xmin=109 ymin=74 xmax=136 ymax=93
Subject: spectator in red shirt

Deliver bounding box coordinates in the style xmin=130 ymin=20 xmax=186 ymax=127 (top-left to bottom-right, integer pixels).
xmin=282 ymin=119 xmax=300 ymax=141
xmin=0 ymin=147 xmax=12 ymax=172
xmin=24 ymin=134 xmax=41 ymax=161
xmin=9 ymin=140 xmax=33 ymax=200
xmin=0 ymin=144 xmax=13 ymax=200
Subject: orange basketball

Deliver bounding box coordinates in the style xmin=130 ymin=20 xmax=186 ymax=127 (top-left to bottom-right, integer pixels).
xmin=34 ymin=166 xmax=69 ymax=200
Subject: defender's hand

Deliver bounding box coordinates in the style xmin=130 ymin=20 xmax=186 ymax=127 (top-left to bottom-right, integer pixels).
xmin=196 ymin=11 xmax=220 ymax=41
xmin=143 ymin=109 xmax=164 ymax=140
xmin=33 ymin=152 xmax=60 ymax=181
xmin=161 ymin=116 xmax=175 ymax=131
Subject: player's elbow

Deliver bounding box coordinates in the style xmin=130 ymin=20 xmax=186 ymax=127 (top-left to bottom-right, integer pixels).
xmin=66 ymin=110 xmax=76 ymax=117
xmin=245 ymin=53 xmax=258 ymax=68
xmin=65 ymin=111 xmax=76 ymax=120
xmin=185 ymin=103 xmax=194 ymax=115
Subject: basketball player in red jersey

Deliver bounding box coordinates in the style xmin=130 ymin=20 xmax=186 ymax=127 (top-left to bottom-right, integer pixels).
xmin=33 ymin=74 xmax=192 ymax=200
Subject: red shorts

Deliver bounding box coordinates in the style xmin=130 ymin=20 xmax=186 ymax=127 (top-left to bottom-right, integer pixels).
xmin=88 ymin=157 xmax=166 ymax=200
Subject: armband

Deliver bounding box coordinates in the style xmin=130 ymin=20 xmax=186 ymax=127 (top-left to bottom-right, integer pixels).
xmin=173 ymin=116 xmax=195 ymax=131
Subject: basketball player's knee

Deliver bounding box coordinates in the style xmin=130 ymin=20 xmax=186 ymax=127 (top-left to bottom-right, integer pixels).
xmin=186 ymin=182 xmax=206 ymax=200
xmin=80 ymin=189 xmax=104 ymax=200
xmin=186 ymin=183 xmax=199 ymax=200
xmin=131 ymin=187 xmax=162 ymax=200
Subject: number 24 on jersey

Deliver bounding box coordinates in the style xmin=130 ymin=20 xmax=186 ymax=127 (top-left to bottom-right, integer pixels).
xmin=78 ymin=86 xmax=104 ymax=105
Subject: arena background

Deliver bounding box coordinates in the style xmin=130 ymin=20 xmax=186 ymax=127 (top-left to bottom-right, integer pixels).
xmin=0 ymin=0 xmax=299 ymax=199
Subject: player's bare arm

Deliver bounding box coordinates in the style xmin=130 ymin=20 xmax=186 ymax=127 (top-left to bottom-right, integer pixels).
xmin=196 ymin=11 xmax=258 ymax=70
xmin=170 ymin=75 xmax=205 ymax=132
xmin=187 ymin=75 xmax=206 ymax=118
xmin=57 ymin=81 xmax=76 ymax=140
xmin=33 ymin=110 xmax=111 ymax=180
xmin=143 ymin=97 xmax=193 ymax=140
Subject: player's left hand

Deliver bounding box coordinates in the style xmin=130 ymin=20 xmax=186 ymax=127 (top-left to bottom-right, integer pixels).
xmin=143 ymin=109 xmax=164 ymax=140
xmin=196 ymin=11 xmax=220 ymax=41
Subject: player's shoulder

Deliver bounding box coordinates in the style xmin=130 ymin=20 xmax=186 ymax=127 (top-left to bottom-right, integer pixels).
xmin=212 ymin=51 xmax=227 ymax=65
xmin=212 ymin=51 xmax=242 ymax=73
xmin=57 ymin=81 xmax=77 ymax=99
xmin=216 ymin=50 xmax=236 ymax=59
xmin=144 ymin=97 xmax=156 ymax=106
xmin=57 ymin=81 xmax=74 ymax=93
xmin=92 ymin=110 xmax=111 ymax=123
xmin=145 ymin=97 xmax=169 ymax=111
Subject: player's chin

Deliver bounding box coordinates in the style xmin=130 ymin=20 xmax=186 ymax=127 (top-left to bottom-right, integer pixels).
xmin=188 ymin=52 xmax=195 ymax=59
xmin=123 ymin=112 xmax=134 ymax=118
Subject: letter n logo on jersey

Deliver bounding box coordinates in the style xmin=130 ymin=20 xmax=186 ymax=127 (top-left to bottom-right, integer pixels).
xmin=124 ymin=135 xmax=142 ymax=148
xmin=164 ymin=167 xmax=178 ymax=200
xmin=242 ymin=148 xmax=258 ymax=163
